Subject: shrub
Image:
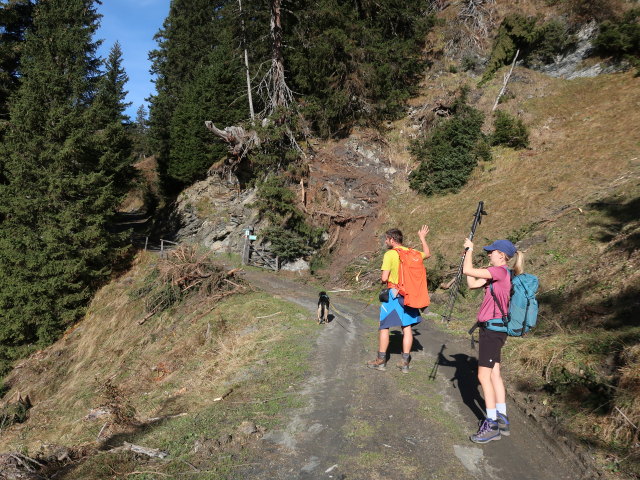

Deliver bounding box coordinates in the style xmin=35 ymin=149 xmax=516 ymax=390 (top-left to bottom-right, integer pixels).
xmin=253 ymin=177 xmax=324 ymax=261
xmin=250 ymin=110 xmax=305 ymax=182
xmin=481 ymin=15 xmax=576 ymax=83
xmin=461 ymin=54 xmax=479 ymax=72
xmin=409 ymin=89 xmax=489 ymax=196
xmin=563 ymin=0 xmax=624 ymax=22
xmin=594 ymin=8 xmax=640 ymax=61
xmin=528 ymin=18 xmax=575 ymax=67
xmin=491 ymin=110 xmax=530 ymax=149
xmin=262 ymin=226 xmax=314 ymax=262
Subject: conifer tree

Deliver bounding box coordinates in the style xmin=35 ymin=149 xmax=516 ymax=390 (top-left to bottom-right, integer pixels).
xmin=285 ymin=0 xmax=434 ymax=136
xmin=0 ymin=0 xmax=33 ymax=123
xmin=93 ymin=41 xmax=135 ymax=200
xmin=166 ymin=29 xmax=246 ymax=185
xmin=149 ymin=0 xmax=244 ymax=190
xmin=0 ymin=0 xmax=122 ymax=373
xmin=132 ymin=104 xmax=151 ymax=158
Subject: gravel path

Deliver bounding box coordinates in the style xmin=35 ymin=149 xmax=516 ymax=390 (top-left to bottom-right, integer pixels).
xmin=239 ymin=269 xmax=592 ymax=480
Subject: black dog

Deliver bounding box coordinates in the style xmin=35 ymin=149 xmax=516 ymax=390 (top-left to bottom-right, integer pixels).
xmin=317 ymin=291 xmax=330 ymax=324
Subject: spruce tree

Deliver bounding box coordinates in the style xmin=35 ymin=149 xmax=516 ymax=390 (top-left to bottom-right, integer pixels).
xmin=0 ymin=0 xmax=121 ymax=373
xmin=285 ymin=0 xmax=434 ymax=136
xmin=0 ymin=0 xmax=33 ymax=185
xmin=132 ymin=104 xmax=151 ymax=158
xmin=0 ymin=0 xmax=33 ymax=123
xmin=166 ymin=30 xmax=246 ymax=185
xmin=93 ymin=41 xmax=135 ymax=201
xmin=149 ymin=0 xmax=244 ymax=191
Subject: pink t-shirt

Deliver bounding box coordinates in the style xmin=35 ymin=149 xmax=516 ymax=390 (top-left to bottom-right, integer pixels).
xmin=477 ymin=266 xmax=511 ymax=322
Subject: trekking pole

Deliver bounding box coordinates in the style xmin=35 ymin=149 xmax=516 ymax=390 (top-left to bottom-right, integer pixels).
xmin=441 ymin=201 xmax=488 ymax=322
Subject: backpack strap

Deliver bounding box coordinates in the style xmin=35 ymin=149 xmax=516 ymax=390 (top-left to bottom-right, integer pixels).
xmin=488 ymin=283 xmax=507 ymax=319
xmin=392 ymin=247 xmax=407 ymax=292
xmin=488 ymin=266 xmax=511 ymax=321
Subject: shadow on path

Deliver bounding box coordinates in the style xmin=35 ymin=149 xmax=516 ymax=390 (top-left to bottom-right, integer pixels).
xmin=428 ymin=344 xmax=486 ymax=421
xmin=388 ymin=328 xmax=424 ymax=355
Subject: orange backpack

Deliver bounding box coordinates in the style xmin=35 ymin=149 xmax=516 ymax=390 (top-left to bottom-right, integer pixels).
xmin=393 ymin=248 xmax=430 ymax=309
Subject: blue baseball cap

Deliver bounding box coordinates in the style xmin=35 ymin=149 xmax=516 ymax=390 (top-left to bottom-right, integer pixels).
xmin=483 ymin=239 xmax=517 ymax=257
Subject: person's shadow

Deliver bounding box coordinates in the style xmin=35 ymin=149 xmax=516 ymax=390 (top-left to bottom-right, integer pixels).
xmin=429 ymin=345 xmax=486 ymax=421
xmin=388 ymin=329 xmax=423 ymax=354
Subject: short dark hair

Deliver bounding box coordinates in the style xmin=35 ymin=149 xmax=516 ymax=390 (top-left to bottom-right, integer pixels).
xmin=385 ymin=228 xmax=403 ymax=244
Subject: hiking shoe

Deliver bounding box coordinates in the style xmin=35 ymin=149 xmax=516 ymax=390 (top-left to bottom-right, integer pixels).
xmin=496 ymin=412 xmax=510 ymax=436
xmin=396 ymin=360 xmax=410 ymax=374
xmin=366 ymin=357 xmax=387 ymax=371
xmin=470 ymin=418 xmax=501 ymax=444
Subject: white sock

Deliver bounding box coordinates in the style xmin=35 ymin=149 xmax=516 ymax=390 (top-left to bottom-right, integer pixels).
xmin=496 ymin=403 xmax=507 ymax=416
xmin=486 ymin=408 xmax=497 ymax=420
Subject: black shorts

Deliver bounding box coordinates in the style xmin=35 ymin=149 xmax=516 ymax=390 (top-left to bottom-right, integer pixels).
xmin=478 ymin=327 xmax=507 ymax=368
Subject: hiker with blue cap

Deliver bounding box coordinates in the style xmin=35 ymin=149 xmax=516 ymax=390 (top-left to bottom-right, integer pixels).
xmin=462 ymin=237 xmax=524 ymax=443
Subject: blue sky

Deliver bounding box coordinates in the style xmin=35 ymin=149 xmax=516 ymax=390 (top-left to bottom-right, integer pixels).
xmin=95 ymin=0 xmax=171 ymax=119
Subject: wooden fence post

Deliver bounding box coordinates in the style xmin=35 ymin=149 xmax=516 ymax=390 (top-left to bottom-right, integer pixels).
xmin=242 ymin=234 xmax=250 ymax=265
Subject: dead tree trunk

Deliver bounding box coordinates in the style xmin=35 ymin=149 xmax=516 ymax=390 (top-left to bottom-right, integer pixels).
xmin=271 ymin=0 xmax=286 ymax=108
xmin=204 ymin=121 xmax=260 ymax=175
xmin=259 ymin=0 xmax=294 ymax=115
xmin=492 ymin=49 xmax=519 ymax=111
xmin=238 ymin=0 xmax=255 ymax=122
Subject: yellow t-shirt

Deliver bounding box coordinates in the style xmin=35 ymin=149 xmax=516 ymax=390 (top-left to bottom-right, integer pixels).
xmin=381 ymin=247 xmax=425 ymax=285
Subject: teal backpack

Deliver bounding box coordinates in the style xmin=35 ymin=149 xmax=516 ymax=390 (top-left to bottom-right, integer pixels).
xmin=488 ymin=270 xmax=539 ymax=336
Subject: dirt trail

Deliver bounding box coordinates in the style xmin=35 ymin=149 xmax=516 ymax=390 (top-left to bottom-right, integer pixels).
xmin=239 ymin=270 xmax=593 ymax=480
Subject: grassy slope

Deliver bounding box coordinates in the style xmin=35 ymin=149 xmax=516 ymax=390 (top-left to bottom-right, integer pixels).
xmin=0 ymin=252 xmax=317 ymax=478
xmin=381 ymin=67 xmax=640 ymax=477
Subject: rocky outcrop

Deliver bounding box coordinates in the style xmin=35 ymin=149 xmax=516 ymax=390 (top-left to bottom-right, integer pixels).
xmin=538 ymin=21 xmax=625 ymax=79
xmin=168 ymin=132 xmax=394 ymax=273
xmin=173 ymin=176 xmax=262 ymax=255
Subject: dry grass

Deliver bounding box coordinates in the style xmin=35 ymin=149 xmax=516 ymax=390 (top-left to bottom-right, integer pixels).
xmin=0 ymin=252 xmax=307 ymax=457
xmin=119 ymin=156 xmax=160 ymax=213
xmin=506 ymin=329 xmax=640 ymax=456
xmin=386 ymin=71 xmax=639 ymax=271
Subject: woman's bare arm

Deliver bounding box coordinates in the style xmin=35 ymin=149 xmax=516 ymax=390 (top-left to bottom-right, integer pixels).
xmin=462 ymin=238 xmax=492 ymax=289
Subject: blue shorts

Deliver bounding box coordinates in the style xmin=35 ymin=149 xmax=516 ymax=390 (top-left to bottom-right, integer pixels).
xmin=379 ymin=289 xmax=421 ymax=330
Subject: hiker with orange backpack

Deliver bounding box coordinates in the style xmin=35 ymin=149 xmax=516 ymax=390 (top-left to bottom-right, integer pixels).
xmin=366 ymin=225 xmax=431 ymax=373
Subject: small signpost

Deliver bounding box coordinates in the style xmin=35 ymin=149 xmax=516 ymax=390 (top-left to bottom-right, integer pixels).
xmin=242 ymin=226 xmax=279 ymax=271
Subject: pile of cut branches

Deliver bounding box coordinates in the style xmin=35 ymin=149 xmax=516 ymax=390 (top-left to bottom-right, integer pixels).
xmin=133 ymin=245 xmax=247 ymax=323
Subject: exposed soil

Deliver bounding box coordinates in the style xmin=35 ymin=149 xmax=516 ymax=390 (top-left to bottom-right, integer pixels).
xmin=304 ymin=133 xmax=393 ymax=278
xmin=239 ymin=269 xmax=599 ymax=480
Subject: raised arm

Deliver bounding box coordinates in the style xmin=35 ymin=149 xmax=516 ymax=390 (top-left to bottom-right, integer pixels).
xmin=418 ymin=225 xmax=431 ymax=259
xmin=462 ymin=238 xmax=492 ymax=289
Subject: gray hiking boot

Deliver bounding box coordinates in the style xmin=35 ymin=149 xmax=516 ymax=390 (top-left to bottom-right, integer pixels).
xmin=470 ymin=418 xmax=501 ymax=443
xmin=396 ymin=359 xmax=410 ymax=374
xmin=496 ymin=412 xmax=510 ymax=436
xmin=366 ymin=357 xmax=387 ymax=371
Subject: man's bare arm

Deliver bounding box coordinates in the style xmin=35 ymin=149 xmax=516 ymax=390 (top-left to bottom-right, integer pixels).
xmin=418 ymin=224 xmax=431 ymax=259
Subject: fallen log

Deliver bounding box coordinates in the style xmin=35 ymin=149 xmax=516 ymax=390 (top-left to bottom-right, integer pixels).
xmin=121 ymin=442 xmax=169 ymax=459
